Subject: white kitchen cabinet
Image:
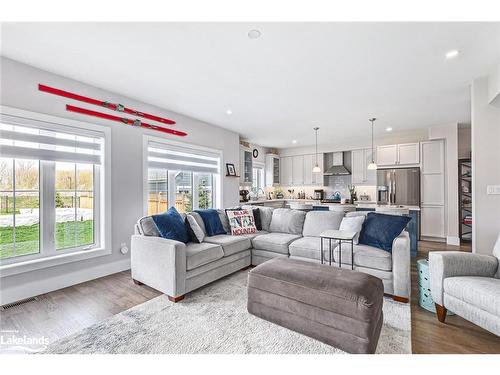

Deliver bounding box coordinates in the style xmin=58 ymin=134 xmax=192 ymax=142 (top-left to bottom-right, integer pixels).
xmin=303 ymin=154 xmax=313 ymax=185
xmin=280 ymin=156 xmax=293 ymax=186
xmin=376 ymin=145 xmax=398 ymax=166
xmin=351 ymin=148 xmax=377 ymax=185
xmin=265 ymin=154 xmax=280 ymax=186
xmin=239 ymin=147 xmax=252 ymax=185
xmin=292 ymin=155 xmax=304 ymax=185
xmin=420 ymin=140 xmax=446 ymax=239
xmin=398 ymin=143 xmax=420 ymax=165
xmin=312 ymin=153 xmax=324 ymax=185
xmin=376 ymin=143 xmax=420 ymax=167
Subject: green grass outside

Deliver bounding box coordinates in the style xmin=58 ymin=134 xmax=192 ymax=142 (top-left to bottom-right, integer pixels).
xmin=0 ymin=220 xmax=93 ymax=259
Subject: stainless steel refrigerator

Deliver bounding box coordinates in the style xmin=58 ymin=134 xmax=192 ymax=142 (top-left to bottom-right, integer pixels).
xmin=376 ymin=167 xmax=420 ymax=206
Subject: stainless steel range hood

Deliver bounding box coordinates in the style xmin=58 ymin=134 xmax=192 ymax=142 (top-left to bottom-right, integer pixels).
xmin=323 ymin=152 xmax=351 ymax=176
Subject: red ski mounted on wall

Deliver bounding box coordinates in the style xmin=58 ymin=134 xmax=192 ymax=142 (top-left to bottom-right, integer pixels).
xmin=66 ymin=105 xmax=187 ymax=137
xmin=39 ymin=84 xmax=176 ymax=125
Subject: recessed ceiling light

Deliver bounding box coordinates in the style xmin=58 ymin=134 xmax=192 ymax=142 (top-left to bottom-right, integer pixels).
xmin=445 ymin=50 xmax=460 ymax=59
xmin=292 ymin=140 xmax=298 ymax=144
xmin=248 ymin=29 xmax=261 ymax=39
xmin=226 ymin=109 xmax=232 ymax=115
xmin=385 ymin=127 xmax=393 ymax=132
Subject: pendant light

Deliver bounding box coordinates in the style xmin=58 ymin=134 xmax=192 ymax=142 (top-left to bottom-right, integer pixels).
xmin=367 ymin=118 xmax=378 ymax=170
xmin=312 ymin=127 xmax=321 ymax=173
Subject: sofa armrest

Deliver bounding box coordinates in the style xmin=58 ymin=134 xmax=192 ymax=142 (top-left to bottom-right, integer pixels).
xmin=391 ymin=231 xmax=411 ymax=299
xmin=131 ymin=235 xmax=187 ymax=297
xmin=429 ymin=251 xmax=498 ymax=305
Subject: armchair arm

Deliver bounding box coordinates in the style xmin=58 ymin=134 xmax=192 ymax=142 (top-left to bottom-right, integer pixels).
xmin=391 ymin=231 xmax=411 ymax=299
xmin=131 ymin=235 xmax=187 ymax=297
xmin=429 ymin=251 xmax=498 ymax=305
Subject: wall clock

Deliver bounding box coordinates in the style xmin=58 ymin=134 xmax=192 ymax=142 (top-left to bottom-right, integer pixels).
xmin=252 ymin=149 xmax=259 ymax=158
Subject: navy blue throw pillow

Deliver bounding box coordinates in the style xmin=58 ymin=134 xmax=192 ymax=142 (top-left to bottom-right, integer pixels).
xmin=194 ymin=209 xmax=227 ymax=236
xmin=152 ymin=207 xmax=189 ymax=243
xmin=358 ymin=212 xmax=411 ymax=252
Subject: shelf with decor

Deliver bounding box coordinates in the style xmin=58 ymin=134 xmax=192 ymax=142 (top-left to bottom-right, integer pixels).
xmin=459 ymin=158 xmax=472 ymax=242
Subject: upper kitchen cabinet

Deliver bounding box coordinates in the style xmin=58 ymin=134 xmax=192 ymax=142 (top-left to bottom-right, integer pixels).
xmin=292 ymin=155 xmax=304 ymax=185
xmin=303 ymin=153 xmax=324 ymax=185
xmin=265 ymin=154 xmax=280 ymax=186
xmin=351 ymin=148 xmax=376 ymax=185
xmin=398 ymin=143 xmax=420 ymax=165
xmin=280 ymin=156 xmax=293 ymax=185
xmin=376 ymin=143 xmax=420 ymax=167
xmin=240 ymin=146 xmax=253 ymax=185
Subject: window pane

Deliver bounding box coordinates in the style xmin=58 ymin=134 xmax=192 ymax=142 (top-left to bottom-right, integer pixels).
xmin=175 ymin=171 xmax=192 ymax=213
xmin=0 ymin=159 xmax=40 ymax=259
xmin=197 ymin=173 xmax=213 ymax=209
xmin=56 ymin=162 xmax=94 ymax=250
xmin=148 ymin=169 xmax=168 ymax=215
xmin=0 ymin=191 xmax=14 ymax=259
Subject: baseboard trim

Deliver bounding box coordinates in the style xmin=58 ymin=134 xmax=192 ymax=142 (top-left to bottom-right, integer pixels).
xmin=446 ymin=236 xmax=461 ymax=246
xmin=0 ymin=258 xmax=131 ymax=306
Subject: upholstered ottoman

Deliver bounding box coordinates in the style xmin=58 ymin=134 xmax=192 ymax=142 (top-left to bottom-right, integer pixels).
xmin=247 ymin=257 xmax=384 ymax=354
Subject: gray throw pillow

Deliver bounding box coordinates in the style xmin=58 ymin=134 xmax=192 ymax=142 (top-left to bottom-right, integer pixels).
xmin=186 ymin=214 xmax=205 ymax=243
xmin=138 ymin=216 xmax=160 ymax=237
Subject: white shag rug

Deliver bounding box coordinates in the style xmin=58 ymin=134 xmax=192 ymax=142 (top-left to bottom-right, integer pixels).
xmin=45 ymin=270 xmax=411 ymax=354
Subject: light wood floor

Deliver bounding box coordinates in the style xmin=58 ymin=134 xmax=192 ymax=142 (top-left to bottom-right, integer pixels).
xmin=1 ymin=240 xmax=499 ymax=353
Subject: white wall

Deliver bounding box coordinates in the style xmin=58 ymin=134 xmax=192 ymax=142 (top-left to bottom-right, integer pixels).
xmin=0 ymin=57 xmax=240 ymax=304
xmin=488 ymin=61 xmax=500 ymax=106
xmin=428 ymin=123 xmax=460 ymax=245
xmin=471 ymin=76 xmax=500 ymax=255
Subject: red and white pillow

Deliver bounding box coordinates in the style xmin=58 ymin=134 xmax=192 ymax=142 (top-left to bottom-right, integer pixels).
xmin=226 ymin=209 xmax=257 ymax=235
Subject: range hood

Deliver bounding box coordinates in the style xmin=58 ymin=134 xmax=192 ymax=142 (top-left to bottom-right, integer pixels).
xmin=323 ymin=152 xmax=351 ymax=176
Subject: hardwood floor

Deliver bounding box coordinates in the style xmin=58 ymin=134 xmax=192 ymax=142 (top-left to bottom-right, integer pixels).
xmin=1 ymin=240 xmax=499 ymax=353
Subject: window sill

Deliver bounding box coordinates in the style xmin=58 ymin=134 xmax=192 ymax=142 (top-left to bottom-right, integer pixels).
xmin=0 ymin=247 xmax=112 ymax=278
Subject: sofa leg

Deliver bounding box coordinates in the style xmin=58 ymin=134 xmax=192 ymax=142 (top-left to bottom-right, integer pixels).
xmin=132 ymin=279 xmax=143 ymax=286
xmin=435 ymin=304 xmax=447 ymax=323
xmin=168 ymin=295 xmax=185 ymax=303
xmin=392 ymin=295 xmax=409 ymax=303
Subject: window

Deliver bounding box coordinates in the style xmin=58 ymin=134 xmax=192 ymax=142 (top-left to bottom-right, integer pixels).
xmin=0 ymin=113 xmax=105 ymax=265
xmin=146 ymin=139 xmax=220 ymax=215
xmin=252 ymin=165 xmax=265 ymax=192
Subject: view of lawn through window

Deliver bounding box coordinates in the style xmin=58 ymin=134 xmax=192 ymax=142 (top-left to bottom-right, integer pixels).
xmin=0 ymin=158 xmax=95 ymax=260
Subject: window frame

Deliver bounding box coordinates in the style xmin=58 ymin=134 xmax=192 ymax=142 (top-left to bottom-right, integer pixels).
xmin=0 ymin=106 xmax=111 ymax=277
xmin=143 ymin=135 xmax=223 ymax=215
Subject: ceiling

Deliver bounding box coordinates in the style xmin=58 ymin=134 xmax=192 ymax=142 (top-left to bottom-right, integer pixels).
xmin=1 ymin=22 xmax=499 ymax=148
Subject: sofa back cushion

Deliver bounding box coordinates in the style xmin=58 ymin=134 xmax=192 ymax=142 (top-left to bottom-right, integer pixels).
xmin=138 ymin=216 xmax=160 ymax=236
xmin=302 ymin=211 xmax=344 ymax=237
xmin=493 ymin=234 xmax=500 ymax=278
xmin=269 ymin=208 xmax=306 ymax=235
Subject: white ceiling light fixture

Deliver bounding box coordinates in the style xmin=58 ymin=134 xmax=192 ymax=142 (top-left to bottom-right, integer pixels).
xmin=226 ymin=109 xmax=232 ymax=115
xmin=292 ymin=140 xmax=298 ymax=144
xmin=445 ymin=49 xmax=460 ymax=59
xmin=385 ymin=127 xmax=393 ymax=132
xmin=248 ymin=29 xmax=261 ymax=39
xmin=312 ymin=127 xmax=321 ymax=173
xmin=367 ymin=118 xmax=378 ymax=170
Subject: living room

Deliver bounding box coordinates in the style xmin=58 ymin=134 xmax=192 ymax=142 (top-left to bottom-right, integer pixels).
xmin=1 ymin=0 xmax=500 ymax=372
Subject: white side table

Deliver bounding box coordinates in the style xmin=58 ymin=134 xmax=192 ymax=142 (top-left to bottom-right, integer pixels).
xmin=320 ymin=230 xmax=356 ymax=269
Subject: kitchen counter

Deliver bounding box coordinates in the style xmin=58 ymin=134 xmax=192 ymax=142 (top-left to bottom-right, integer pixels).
xmin=242 ymin=199 xmax=419 ymax=211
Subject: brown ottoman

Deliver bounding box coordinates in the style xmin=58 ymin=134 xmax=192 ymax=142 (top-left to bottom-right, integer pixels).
xmin=247 ymin=257 xmax=384 ymax=354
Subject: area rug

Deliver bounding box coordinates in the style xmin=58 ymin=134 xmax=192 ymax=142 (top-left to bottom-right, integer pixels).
xmin=44 ymin=270 xmax=411 ymax=354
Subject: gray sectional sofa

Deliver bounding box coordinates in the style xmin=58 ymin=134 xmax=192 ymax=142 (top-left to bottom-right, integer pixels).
xmin=131 ymin=207 xmax=411 ymax=303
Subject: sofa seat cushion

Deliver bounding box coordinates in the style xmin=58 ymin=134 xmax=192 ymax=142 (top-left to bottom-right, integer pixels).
xmin=252 ymin=232 xmax=302 ymax=254
xmin=289 ymin=236 xmax=331 ymax=260
xmin=203 ymin=234 xmax=252 ymax=256
xmin=185 ymin=242 xmax=224 ymax=270
xmin=241 ymin=230 xmax=269 ymax=240
xmin=333 ymin=244 xmax=392 ymax=271
xmin=444 ymin=276 xmax=500 ymax=316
